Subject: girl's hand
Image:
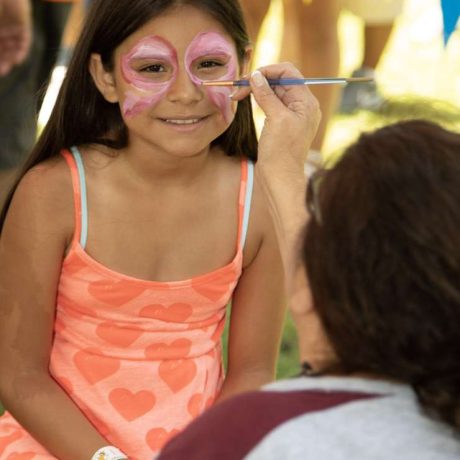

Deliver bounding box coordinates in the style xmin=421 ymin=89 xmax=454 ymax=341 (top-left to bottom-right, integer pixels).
xmin=232 ymin=62 xmax=321 ymax=177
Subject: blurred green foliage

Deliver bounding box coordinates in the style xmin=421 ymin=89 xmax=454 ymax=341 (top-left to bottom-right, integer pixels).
xmin=222 ymin=304 xmax=300 ymax=380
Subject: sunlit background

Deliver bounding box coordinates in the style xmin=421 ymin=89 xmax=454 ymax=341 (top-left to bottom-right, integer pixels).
xmin=252 ymin=0 xmax=460 ymax=159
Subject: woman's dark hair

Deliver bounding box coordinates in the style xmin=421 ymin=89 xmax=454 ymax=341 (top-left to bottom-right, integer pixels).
xmin=0 ymin=0 xmax=256 ymax=229
xmin=304 ymin=120 xmax=460 ymax=429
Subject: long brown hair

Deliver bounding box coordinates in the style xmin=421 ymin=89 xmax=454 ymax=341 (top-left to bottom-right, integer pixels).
xmin=0 ymin=0 xmax=257 ymax=231
xmin=304 ymin=120 xmax=460 ymax=428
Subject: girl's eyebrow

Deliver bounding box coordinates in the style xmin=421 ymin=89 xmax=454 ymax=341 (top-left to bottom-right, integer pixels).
xmin=130 ymin=53 xmax=173 ymax=60
xmin=130 ymin=46 xmax=175 ymax=59
xmin=126 ymin=36 xmax=176 ymax=59
xmin=190 ymin=48 xmax=232 ymax=57
xmin=197 ymin=43 xmax=232 ymax=52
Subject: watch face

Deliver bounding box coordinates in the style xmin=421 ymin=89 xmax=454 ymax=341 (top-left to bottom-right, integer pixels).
xmin=92 ymin=447 xmax=127 ymax=460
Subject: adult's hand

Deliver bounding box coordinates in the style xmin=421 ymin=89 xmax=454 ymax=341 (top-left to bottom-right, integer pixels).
xmin=231 ymin=62 xmax=321 ymax=267
xmin=231 ymin=61 xmax=321 ymax=284
xmin=232 ymin=62 xmax=321 ymax=178
xmin=0 ymin=0 xmax=32 ymax=76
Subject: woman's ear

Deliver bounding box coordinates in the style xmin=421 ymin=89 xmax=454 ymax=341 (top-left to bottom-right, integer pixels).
xmin=241 ymin=46 xmax=253 ymax=76
xmin=89 ymin=53 xmax=119 ymax=103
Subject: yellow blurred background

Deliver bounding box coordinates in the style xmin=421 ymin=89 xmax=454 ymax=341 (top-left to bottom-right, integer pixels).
xmin=253 ymin=0 xmax=460 ymax=156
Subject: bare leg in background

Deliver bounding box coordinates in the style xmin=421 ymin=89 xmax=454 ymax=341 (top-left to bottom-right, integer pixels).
xmin=281 ymin=0 xmax=340 ymax=151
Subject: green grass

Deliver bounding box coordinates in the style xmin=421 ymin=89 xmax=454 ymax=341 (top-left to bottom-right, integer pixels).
xmin=275 ymin=313 xmax=300 ymax=378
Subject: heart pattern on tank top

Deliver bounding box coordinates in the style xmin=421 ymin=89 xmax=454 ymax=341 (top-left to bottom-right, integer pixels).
xmin=73 ymin=348 xmax=121 ymax=384
xmin=0 ymin=150 xmax=253 ymax=459
xmin=88 ymin=280 xmax=147 ymax=307
xmin=0 ymin=431 xmax=23 ymax=456
xmin=158 ymin=360 xmax=198 ymax=393
xmin=139 ymin=303 xmax=193 ymax=322
xmin=109 ymin=389 xmax=156 ymax=421
xmin=146 ymin=428 xmax=181 ymax=453
xmin=96 ymin=322 xmax=144 ymax=347
xmin=144 ymin=338 xmax=192 ymax=360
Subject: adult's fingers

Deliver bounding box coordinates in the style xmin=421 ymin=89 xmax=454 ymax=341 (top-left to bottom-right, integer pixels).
xmin=232 ymin=63 xmax=318 ymax=122
xmin=231 ymin=62 xmax=306 ymax=105
xmin=248 ymin=70 xmax=287 ymax=118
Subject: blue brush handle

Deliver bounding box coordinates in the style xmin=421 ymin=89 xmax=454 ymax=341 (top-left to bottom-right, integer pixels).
xmin=233 ymin=77 xmax=347 ymax=86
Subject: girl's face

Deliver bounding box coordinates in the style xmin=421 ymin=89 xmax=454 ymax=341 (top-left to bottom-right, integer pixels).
xmin=93 ymin=5 xmax=249 ymax=158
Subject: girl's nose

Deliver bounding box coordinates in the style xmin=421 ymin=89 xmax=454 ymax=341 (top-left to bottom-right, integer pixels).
xmin=166 ymin=68 xmax=203 ymax=104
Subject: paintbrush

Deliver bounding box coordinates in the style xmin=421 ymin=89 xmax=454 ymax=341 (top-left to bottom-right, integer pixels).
xmin=201 ymin=76 xmax=373 ymax=87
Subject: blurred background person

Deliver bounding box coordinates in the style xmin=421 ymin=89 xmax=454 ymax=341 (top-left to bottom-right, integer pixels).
xmin=240 ymin=0 xmax=404 ymax=151
xmin=0 ymin=0 xmax=77 ymax=204
xmin=241 ymin=0 xmax=340 ymax=157
xmin=339 ymin=0 xmax=403 ymax=113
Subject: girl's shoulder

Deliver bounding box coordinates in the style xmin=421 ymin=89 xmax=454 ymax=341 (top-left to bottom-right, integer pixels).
xmin=18 ymin=153 xmax=73 ymax=201
xmin=9 ymin=154 xmax=75 ymax=241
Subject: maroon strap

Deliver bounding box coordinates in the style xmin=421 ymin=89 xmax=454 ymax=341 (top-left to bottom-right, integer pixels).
xmin=158 ymin=388 xmax=381 ymax=460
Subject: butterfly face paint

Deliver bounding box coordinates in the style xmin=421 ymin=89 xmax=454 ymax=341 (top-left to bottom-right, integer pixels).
xmin=121 ymin=36 xmax=177 ymax=117
xmin=121 ymin=32 xmax=238 ymax=122
xmin=184 ymin=32 xmax=238 ymax=123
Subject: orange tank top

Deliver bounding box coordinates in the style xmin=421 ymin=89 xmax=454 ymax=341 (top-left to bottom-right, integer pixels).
xmin=0 ymin=147 xmax=254 ymax=460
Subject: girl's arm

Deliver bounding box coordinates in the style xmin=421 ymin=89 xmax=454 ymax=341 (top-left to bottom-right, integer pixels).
xmin=216 ymin=178 xmax=286 ymax=402
xmin=0 ymin=163 xmax=114 ymax=459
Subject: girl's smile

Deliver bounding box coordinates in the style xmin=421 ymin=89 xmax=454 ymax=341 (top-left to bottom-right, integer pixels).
xmin=158 ymin=114 xmax=210 ymax=133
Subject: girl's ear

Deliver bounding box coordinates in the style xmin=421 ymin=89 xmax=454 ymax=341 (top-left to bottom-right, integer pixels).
xmin=89 ymin=53 xmax=119 ymax=103
xmin=241 ymin=46 xmax=253 ymax=76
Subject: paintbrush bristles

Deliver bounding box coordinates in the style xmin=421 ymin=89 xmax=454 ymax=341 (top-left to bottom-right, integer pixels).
xmin=201 ymin=81 xmax=235 ymax=86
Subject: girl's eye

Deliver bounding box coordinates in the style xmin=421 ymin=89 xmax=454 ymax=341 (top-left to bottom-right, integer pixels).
xmin=194 ymin=58 xmax=229 ymax=80
xmin=140 ymin=63 xmax=166 ymax=73
xmin=198 ymin=60 xmax=224 ymax=69
xmin=136 ymin=62 xmax=173 ymax=82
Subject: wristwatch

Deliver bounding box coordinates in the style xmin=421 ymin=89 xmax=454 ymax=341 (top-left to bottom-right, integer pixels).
xmin=91 ymin=446 xmax=128 ymax=460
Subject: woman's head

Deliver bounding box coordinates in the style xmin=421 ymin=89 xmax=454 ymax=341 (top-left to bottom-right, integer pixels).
xmin=303 ymin=120 xmax=460 ymax=426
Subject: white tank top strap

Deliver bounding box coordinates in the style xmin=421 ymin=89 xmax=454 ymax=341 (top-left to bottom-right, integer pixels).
xmin=69 ymin=146 xmax=89 ymax=249
xmin=240 ymin=159 xmax=254 ymax=249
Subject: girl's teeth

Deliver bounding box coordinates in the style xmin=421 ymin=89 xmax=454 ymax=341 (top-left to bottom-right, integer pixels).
xmin=165 ymin=119 xmax=200 ymax=125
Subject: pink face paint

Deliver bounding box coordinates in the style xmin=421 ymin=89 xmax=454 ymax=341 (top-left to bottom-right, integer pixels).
xmin=120 ymin=32 xmax=239 ymax=123
xmin=184 ymin=32 xmax=238 ymax=123
xmin=121 ymin=36 xmax=177 ymax=117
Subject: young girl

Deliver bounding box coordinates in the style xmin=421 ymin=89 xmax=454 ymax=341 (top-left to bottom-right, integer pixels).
xmin=0 ymin=1 xmax=285 ymax=458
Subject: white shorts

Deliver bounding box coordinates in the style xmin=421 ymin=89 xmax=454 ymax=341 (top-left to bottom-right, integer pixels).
xmin=340 ymin=0 xmax=404 ymax=24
